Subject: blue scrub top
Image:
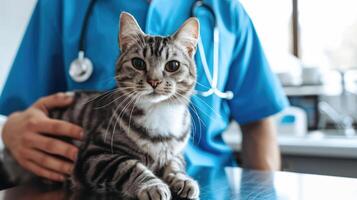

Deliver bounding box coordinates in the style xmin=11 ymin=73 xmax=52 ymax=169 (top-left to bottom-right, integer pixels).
xmin=0 ymin=0 xmax=288 ymax=167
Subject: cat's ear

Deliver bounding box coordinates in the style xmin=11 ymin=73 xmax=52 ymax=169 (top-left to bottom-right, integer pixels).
xmin=172 ymin=18 xmax=200 ymax=57
xmin=119 ymin=12 xmax=144 ymax=52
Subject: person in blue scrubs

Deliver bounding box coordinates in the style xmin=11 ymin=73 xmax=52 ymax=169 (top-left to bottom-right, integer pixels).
xmin=0 ymin=0 xmax=288 ymax=182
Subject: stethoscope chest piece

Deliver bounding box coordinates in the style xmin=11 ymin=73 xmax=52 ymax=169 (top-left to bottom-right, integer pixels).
xmin=69 ymin=51 xmax=93 ymax=82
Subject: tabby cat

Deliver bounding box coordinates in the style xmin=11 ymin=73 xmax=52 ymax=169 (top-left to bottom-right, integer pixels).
xmin=4 ymin=12 xmax=200 ymax=200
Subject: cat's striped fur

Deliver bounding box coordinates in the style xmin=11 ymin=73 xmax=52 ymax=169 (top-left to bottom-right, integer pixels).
xmin=4 ymin=12 xmax=200 ymax=199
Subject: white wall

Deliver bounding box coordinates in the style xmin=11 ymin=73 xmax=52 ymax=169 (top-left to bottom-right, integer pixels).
xmin=0 ymin=0 xmax=37 ymax=94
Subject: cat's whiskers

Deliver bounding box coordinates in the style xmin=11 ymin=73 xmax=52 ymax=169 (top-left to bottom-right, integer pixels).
xmin=104 ymin=91 xmax=135 ymax=143
xmin=104 ymin=91 xmax=137 ymax=143
xmin=176 ymin=88 xmax=223 ymax=120
xmin=83 ymin=86 xmax=135 ymax=107
xmin=176 ymin=94 xmax=212 ymax=129
xmin=178 ymin=96 xmax=203 ymax=144
xmin=167 ymin=96 xmax=198 ymax=144
xmin=171 ymin=94 xmax=204 ymax=145
xmin=89 ymin=87 xmax=133 ymax=106
xmin=127 ymin=93 xmax=143 ymax=138
xmin=116 ymin=92 xmax=138 ymax=127
xmin=173 ymin=91 xmax=215 ymax=144
xmin=111 ymin=92 xmax=139 ymax=153
xmin=189 ymin=102 xmax=203 ymax=145
xmin=112 ymin=91 xmax=142 ymax=152
xmin=80 ymin=88 xmax=118 ymax=106
xmin=108 ymin=91 xmax=137 ymax=150
xmin=94 ymin=87 xmax=137 ymax=109
xmin=193 ymin=81 xmax=211 ymax=89
xmin=110 ymin=91 xmax=137 ymax=126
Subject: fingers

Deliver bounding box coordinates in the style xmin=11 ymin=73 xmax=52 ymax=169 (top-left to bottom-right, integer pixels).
xmin=26 ymin=132 xmax=79 ymax=161
xmin=22 ymin=160 xmax=65 ymax=182
xmin=28 ymin=118 xmax=83 ymax=140
xmin=33 ymin=92 xmax=74 ymax=112
xmin=27 ymin=149 xmax=74 ymax=175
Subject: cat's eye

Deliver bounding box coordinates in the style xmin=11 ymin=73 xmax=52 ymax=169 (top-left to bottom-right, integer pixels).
xmin=131 ymin=58 xmax=146 ymax=71
xmin=165 ymin=60 xmax=180 ymax=72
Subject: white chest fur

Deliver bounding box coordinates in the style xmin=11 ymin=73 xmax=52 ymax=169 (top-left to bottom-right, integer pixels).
xmin=122 ymin=102 xmax=190 ymax=168
xmin=138 ymin=103 xmax=187 ymax=138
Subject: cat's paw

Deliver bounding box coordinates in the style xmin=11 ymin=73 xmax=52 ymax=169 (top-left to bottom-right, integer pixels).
xmin=168 ymin=174 xmax=200 ymax=199
xmin=137 ymin=182 xmax=171 ymax=200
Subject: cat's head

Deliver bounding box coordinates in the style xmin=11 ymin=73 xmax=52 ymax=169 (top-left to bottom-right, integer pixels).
xmin=115 ymin=12 xmax=199 ymax=104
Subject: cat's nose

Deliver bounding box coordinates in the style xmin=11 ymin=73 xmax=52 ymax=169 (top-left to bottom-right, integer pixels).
xmin=147 ymin=79 xmax=162 ymax=89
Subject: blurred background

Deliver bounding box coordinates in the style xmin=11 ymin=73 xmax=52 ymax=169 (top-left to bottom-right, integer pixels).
xmin=0 ymin=0 xmax=36 ymax=92
xmin=228 ymin=0 xmax=357 ymax=179
xmin=1 ymin=0 xmax=357 ymax=178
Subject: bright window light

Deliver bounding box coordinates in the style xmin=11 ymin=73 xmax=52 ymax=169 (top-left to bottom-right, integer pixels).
xmin=299 ymin=0 xmax=357 ymax=70
xmin=240 ymin=0 xmax=295 ymax=73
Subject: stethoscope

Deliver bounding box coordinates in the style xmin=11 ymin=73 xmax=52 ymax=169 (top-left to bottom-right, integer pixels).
xmin=70 ymin=0 xmax=234 ymax=100
xmin=191 ymin=0 xmax=234 ymax=99
xmin=69 ymin=0 xmax=97 ymax=82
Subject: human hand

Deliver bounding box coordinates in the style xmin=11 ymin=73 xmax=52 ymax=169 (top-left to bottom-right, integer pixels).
xmin=2 ymin=92 xmax=84 ymax=182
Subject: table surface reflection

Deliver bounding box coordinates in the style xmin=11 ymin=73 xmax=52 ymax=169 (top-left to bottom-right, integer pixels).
xmin=1 ymin=166 xmax=357 ymax=200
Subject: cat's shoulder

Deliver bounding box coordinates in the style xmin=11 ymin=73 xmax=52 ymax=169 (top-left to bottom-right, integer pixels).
xmin=72 ymin=90 xmax=105 ymax=99
xmin=70 ymin=90 xmax=118 ymax=113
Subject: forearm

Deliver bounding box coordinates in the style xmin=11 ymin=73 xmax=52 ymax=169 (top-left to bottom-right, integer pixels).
xmin=240 ymin=117 xmax=281 ymax=171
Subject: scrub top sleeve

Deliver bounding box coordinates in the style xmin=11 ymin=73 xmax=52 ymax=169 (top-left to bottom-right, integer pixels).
xmin=0 ymin=1 xmax=66 ymax=116
xmin=226 ymin=6 xmax=289 ymax=125
xmin=0 ymin=115 xmax=6 ymax=150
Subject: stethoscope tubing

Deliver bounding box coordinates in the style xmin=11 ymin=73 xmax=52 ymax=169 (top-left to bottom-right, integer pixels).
xmin=79 ymin=0 xmax=98 ymax=52
xmin=193 ymin=1 xmax=234 ymax=100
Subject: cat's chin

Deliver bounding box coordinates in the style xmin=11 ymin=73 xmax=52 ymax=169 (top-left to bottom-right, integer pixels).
xmin=140 ymin=93 xmax=170 ymax=104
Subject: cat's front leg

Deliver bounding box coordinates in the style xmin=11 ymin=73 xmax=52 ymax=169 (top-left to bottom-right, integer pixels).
xmin=133 ymin=162 xmax=171 ymax=200
xmin=161 ymin=155 xmax=200 ymax=199
xmin=75 ymin=148 xmax=171 ymax=200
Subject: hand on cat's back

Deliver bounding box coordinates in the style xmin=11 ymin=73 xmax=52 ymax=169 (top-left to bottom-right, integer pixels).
xmin=2 ymin=92 xmax=84 ymax=182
